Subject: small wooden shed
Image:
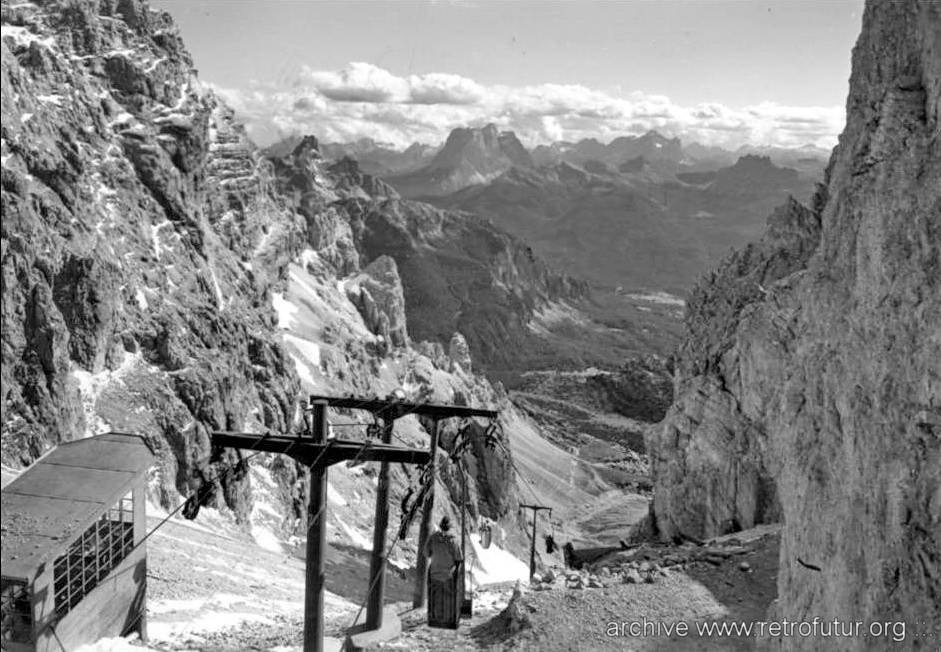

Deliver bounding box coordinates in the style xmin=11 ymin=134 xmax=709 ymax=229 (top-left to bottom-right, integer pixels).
xmin=1 ymin=433 xmax=155 ymax=651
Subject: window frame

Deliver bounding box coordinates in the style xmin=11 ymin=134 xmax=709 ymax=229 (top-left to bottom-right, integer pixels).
xmin=52 ymin=492 xmax=135 ymax=620
xmin=0 ymin=578 xmax=33 ymax=644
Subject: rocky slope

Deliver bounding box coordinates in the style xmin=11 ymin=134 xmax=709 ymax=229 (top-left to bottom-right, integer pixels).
xmin=0 ymin=0 xmax=610 ymax=572
xmin=387 ymin=123 xmax=533 ymax=198
xmin=1 ymin=0 xmax=303 ymax=516
xmin=266 ymin=138 xmax=612 ymax=380
xmin=649 ymin=0 xmax=940 ymax=648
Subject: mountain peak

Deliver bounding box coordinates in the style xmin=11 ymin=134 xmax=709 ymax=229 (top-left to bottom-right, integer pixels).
xmin=291 ymin=134 xmax=321 ymax=158
xmin=387 ymin=124 xmax=533 ymax=197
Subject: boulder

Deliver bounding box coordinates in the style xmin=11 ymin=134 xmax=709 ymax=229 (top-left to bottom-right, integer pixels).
xmin=448 ymin=332 xmax=472 ymax=374
xmin=346 ymin=255 xmax=409 ymax=350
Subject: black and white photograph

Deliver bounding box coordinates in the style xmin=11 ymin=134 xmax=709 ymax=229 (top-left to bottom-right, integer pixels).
xmin=1 ymin=0 xmax=938 ymax=650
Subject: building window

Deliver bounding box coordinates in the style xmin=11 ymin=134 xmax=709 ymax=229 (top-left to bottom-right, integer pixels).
xmin=1 ymin=579 xmax=32 ymax=643
xmin=53 ymin=492 xmax=134 ymax=619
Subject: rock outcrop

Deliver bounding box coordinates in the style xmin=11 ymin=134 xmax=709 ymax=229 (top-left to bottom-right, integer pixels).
xmin=650 ymin=1 xmax=940 ymax=647
xmin=1 ymin=0 xmax=302 ymax=518
xmin=267 ymin=152 xmax=588 ymax=376
xmin=0 ymin=0 xmax=546 ymax=543
xmin=345 ymin=255 xmax=409 ymax=350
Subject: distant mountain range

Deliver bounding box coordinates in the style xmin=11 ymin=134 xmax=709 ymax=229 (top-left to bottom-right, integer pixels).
xmin=288 ymin=126 xmax=830 ymax=199
xmin=268 ymin=125 xmax=828 ymax=294
xmin=531 ymin=131 xmax=685 ymax=170
xmin=430 ymin=153 xmax=818 ymax=293
xmin=264 ymin=136 xmax=438 ymax=176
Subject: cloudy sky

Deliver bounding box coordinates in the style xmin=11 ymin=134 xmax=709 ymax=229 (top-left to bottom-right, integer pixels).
xmin=154 ymin=0 xmax=864 ymax=150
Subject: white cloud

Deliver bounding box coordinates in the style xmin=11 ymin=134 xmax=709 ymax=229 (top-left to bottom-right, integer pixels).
xmin=219 ymin=62 xmax=844 ymax=151
xmin=408 ymin=72 xmax=486 ymax=105
xmin=301 ymin=62 xmax=409 ymax=103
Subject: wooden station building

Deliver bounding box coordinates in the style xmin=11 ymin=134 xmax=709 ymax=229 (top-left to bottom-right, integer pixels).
xmin=1 ymin=433 xmax=155 ymax=651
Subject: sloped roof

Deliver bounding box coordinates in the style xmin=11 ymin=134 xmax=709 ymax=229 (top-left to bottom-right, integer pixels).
xmin=1 ymin=433 xmax=155 ymax=581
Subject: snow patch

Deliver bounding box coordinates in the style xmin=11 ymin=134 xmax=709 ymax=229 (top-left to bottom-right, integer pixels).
xmin=272 ymin=292 xmax=298 ymax=329
xmin=624 ymin=291 xmax=686 ymax=307
xmin=108 ymin=111 xmax=134 ymax=127
xmin=335 ymin=515 xmax=372 ymax=551
xmin=298 ymin=248 xmax=319 ymax=269
xmin=149 ymin=219 xmax=171 ymax=261
xmin=251 ymin=524 xmax=284 ymax=554
xmin=143 ymin=57 xmax=167 ymax=73
xmin=327 ymin=482 xmax=347 ymax=507
xmin=527 ymin=301 xmax=586 ymax=335
xmin=466 ymin=531 xmax=530 ymax=586
xmin=208 ymin=265 xmax=224 ymax=311
xmin=284 ymin=333 xmax=321 ymax=366
xmin=1 ymin=24 xmax=56 ymax=50
xmin=289 ymin=354 xmax=317 ymax=388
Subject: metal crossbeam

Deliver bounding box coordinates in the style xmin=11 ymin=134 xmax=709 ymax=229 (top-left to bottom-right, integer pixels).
xmin=211 ymin=432 xmax=430 ymax=467
xmin=211 ymin=393 xmax=500 ymax=652
xmin=308 ymin=395 xmax=497 ymax=420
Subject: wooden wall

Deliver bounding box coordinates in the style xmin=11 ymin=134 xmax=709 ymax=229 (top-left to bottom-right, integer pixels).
xmin=30 ymin=483 xmax=148 ymax=652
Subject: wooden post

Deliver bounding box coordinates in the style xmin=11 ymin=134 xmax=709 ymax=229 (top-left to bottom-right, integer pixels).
xmin=519 ymin=504 xmax=552 ymax=580
xmin=211 ymin=396 xmax=496 ymax=642
xmin=303 ymin=401 xmax=328 ymax=652
xmin=529 ymin=515 xmax=538 ymax=579
xmin=413 ymin=418 xmax=440 ymax=608
xmin=460 ymin=456 xmax=467 ymax=604
xmin=365 ymin=416 xmax=393 ymax=630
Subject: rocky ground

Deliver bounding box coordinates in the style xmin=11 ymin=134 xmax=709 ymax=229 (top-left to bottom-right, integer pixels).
xmin=131 ymin=502 xmax=779 ymax=652
xmin=343 ymin=527 xmax=781 ymax=652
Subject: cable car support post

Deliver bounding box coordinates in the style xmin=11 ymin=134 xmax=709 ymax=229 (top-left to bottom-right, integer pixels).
xmin=303 ymin=395 xmax=498 ymax=634
xmin=412 ymin=417 xmax=441 ymax=609
xmin=211 ymin=399 xmax=432 ymax=652
xmin=519 ymin=503 xmax=552 ymax=580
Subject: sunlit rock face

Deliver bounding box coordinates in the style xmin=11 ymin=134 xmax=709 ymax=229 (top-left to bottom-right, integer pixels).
xmin=650 ymin=0 xmax=940 ymax=647
xmin=1 ymin=0 xmax=303 ymax=518
xmin=0 ymin=1 xmax=530 ymax=532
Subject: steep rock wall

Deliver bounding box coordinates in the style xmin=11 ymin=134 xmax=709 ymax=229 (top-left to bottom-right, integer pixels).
xmin=1 ymin=0 xmax=303 ymax=518
xmin=651 ymin=1 xmax=940 ymax=646
xmin=0 ymin=0 xmax=534 ymax=541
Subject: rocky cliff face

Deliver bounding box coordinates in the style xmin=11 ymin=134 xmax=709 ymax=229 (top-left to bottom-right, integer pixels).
xmin=0 ymin=0 xmax=561 ymax=551
xmin=650 ymin=0 xmax=940 ymax=647
xmin=1 ymin=0 xmax=304 ymax=516
xmin=268 ymin=140 xmax=588 ymax=376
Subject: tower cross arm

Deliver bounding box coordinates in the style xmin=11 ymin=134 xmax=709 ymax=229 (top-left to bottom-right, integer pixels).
xmin=211 ymin=432 xmax=430 ymax=467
